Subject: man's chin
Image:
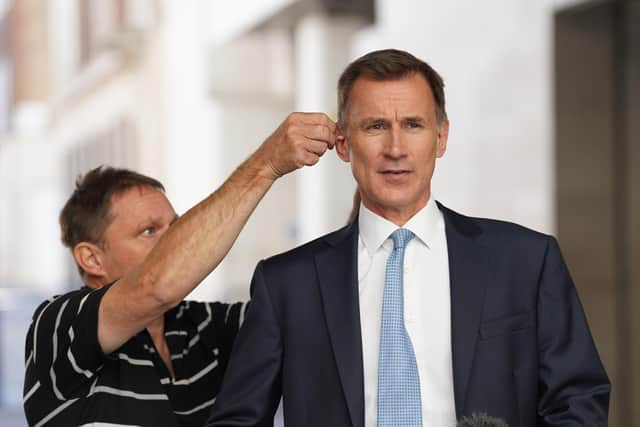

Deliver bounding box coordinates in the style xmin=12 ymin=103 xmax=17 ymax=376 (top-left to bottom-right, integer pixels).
xmin=364 ymin=194 xmax=426 ymax=218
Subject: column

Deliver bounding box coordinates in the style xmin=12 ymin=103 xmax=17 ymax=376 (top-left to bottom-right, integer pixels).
xmin=294 ymin=13 xmax=363 ymax=244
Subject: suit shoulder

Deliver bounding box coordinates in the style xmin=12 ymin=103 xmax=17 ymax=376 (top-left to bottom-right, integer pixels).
xmin=477 ymin=217 xmax=549 ymax=241
xmin=441 ymin=204 xmax=554 ymax=246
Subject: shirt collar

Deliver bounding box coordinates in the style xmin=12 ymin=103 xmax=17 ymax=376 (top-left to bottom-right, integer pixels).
xmin=358 ymin=197 xmax=443 ymax=253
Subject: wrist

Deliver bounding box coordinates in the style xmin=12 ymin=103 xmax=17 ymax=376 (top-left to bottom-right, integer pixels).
xmin=246 ymin=148 xmax=280 ymax=182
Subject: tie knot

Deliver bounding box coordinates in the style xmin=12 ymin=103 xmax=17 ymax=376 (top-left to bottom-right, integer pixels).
xmin=390 ymin=228 xmax=415 ymax=249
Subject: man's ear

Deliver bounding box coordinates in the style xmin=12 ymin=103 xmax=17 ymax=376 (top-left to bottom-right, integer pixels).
xmin=335 ymin=125 xmax=351 ymax=162
xmin=73 ymin=242 xmax=108 ymax=281
xmin=436 ymin=120 xmax=449 ymax=158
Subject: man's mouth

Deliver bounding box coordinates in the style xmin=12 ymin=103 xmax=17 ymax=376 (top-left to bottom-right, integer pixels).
xmin=380 ymin=169 xmax=411 ymax=175
xmin=379 ymin=169 xmax=412 ymax=182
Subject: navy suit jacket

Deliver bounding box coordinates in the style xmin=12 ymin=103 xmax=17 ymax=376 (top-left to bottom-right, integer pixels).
xmin=206 ymin=205 xmax=610 ymax=427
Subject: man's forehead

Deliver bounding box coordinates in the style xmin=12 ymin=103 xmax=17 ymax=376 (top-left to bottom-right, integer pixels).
xmin=109 ymin=186 xmax=171 ymax=218
xmin=350 ymin=74 xmax=435 ymax=102
xmin=352 ymin=73 xmax=433 ymax=93
xmin=348 ymin=75 xmax=437 ymax=118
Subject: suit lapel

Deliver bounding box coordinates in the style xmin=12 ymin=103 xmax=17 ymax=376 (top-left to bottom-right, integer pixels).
xmin=315 ymin=221 xmax=364 ymax=427
xmin=441 ymin=205 xmax=491 ymax=418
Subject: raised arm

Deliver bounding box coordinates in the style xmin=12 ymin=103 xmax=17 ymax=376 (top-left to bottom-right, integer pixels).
xmin=98 ymin=113 xmax=336 ymax=353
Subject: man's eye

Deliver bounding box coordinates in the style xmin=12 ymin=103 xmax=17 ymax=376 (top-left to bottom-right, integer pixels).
xmin=368 ymin=123 xmax=383 ymax=130
xmin=142 ymin=228 xmax=155 ymax=236
xmin=407 ymin=122 xmax=421 ymax=128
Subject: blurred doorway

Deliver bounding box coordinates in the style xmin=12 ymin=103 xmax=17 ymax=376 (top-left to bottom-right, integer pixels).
xmin=555 ymin=1 xmax=640 ymax=425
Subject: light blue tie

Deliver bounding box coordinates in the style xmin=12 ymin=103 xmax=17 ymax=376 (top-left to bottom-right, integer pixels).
xmin=378 ymin=228 xmax=422 ymax=427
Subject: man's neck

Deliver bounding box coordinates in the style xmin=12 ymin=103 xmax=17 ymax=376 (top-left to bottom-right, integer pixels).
xmin=146 ymin=316 xmax=176 ymax=378
xmin=146 ymin=316 xmax=165 ymax=340
xmin=361 ymin=195 xmax=430 ymax=227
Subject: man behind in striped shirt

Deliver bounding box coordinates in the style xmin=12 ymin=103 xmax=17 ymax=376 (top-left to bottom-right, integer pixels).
xmin=23 ymin=113 xmax=337 ymax=426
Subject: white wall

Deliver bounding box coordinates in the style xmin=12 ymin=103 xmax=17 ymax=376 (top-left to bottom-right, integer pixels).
xmin=0 ymin=139 xmax=67 ymax=293
xmin=206 ymin=0 xmax=295 ymax=46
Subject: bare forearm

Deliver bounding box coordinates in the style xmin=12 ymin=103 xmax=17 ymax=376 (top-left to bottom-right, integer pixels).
xmin=99 ymin=113 xmax=336 ymax=353
xmin=142 ymin=152 xmax=275 ymax=306
xmin=101 ymin=154 xmax=275 ymax=353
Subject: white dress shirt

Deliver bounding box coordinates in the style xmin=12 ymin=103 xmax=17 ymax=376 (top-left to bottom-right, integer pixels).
xmin=358 ymin=198 xmax=457 ymax=426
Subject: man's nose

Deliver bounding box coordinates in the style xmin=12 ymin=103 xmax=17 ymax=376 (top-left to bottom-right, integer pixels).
xmin=383 ymin=126 xmax=407 ymax=158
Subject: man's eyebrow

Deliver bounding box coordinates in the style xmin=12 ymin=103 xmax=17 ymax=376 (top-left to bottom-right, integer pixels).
xmin=403 ymin=116 xmax=426 ymax=122
xmin=357 ymin=117 xmax=389 ymax=125
xmin=138 ymin=214 xmax=178 ymax=229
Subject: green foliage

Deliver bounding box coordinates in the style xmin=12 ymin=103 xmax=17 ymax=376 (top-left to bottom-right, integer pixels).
xmin=457 ymin=413 xmax=509 ymax=427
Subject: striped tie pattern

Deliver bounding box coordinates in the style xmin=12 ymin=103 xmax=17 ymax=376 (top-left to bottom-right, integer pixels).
xmin=377 ymin=228 xmax=422 ymax=427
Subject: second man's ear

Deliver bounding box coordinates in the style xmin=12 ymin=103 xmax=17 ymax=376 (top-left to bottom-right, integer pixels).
xmin=335 ymin=126 xmax=351 ymax=162
xmin=73 ymin=242 xmax=108 ymax=280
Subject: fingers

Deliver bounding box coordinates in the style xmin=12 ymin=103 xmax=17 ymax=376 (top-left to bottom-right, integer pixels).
xmin=285 ymin=113 xmax=335 ymax=145
xmin=306 ymin=139 xmax=329 ymax=157
xmin=290 ymin=113 xmax=336 ymax=144
xmin=296 ymin=112 xmax=337 ymax=130
xmin=257 ymin=112 xmax=339 ymax=178
xmin=302 ymin=151 xmax=321 ymax=166
xmin=303 ymin=124 xmax=336 ymax=149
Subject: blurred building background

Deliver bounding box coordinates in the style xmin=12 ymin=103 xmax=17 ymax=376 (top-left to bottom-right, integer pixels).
xmin=0 ymin=0 xmax=637 ymax=426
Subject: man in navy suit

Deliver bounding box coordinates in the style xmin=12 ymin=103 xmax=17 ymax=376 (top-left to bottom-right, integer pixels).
xmin=206 ymin=49 xmax=610 ymax=427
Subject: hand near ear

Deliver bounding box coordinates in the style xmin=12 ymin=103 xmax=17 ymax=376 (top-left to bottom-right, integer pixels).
xmin=254 ymin=112 xmax=337 ymax=180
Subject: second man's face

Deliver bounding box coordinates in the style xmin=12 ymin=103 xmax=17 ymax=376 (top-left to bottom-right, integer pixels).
xmin=337 ymin=73 xmax=448 ymax=224
xmin=100 ymin=186 xmax=178 ymax=283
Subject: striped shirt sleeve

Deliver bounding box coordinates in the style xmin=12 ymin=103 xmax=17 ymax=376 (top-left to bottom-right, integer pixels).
xmin=25 ymin=286 xmax=110 ymax=401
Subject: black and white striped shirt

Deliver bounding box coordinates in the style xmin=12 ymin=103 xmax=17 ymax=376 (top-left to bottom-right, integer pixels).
xmin=23 ymin=285 xmax=246 ymax=427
